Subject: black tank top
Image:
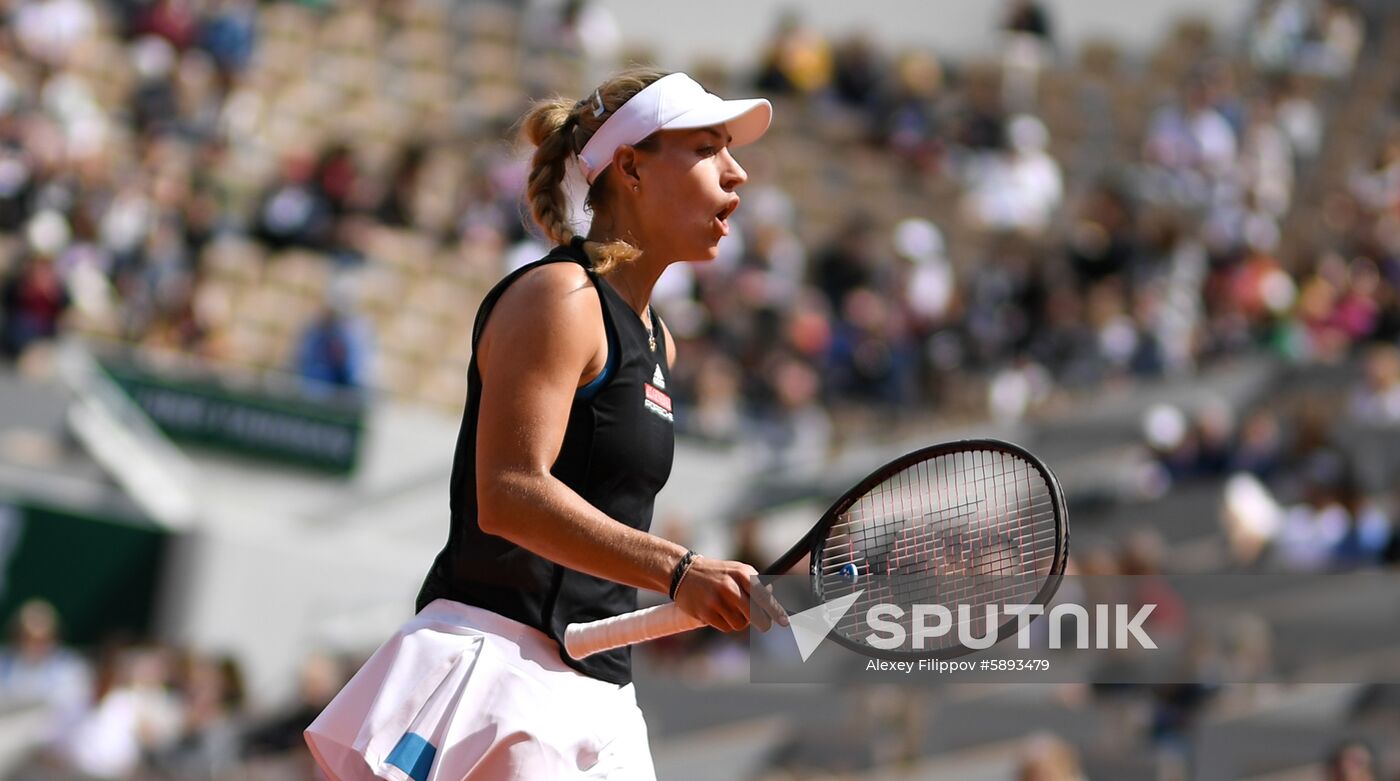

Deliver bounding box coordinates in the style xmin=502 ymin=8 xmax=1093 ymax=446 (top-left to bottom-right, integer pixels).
xmin=416 ymin=238 xmax=675 ymax=684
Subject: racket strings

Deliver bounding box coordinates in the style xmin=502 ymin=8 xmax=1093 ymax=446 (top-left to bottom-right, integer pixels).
xmin=816 ymin=449 xmax=1060 ymax=651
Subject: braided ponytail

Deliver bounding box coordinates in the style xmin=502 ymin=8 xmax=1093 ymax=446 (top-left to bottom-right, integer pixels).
xmin=521 ymin=98 xmax=579 ymax=249
xmin=518 ymin=68 xmax=669 ymax=275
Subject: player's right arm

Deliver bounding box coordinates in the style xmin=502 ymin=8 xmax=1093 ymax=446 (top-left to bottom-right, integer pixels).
xmin=473 ymin=263 xmax=771 ymax=632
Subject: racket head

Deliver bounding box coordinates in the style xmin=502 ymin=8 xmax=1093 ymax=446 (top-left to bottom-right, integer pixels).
xmin=787 ymin=439 xmax=1069 ymax=661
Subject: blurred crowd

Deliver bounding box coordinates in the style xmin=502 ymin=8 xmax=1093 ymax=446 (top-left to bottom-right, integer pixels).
xmin=1148 ymin=384 xmax=1400 ymax=574
xmin=4 ymin=596 xmax=1392 ymax=781
xmin=2 ymin=0 xmax=1400 ymax=778
xmin=1 ymin=599 xmax=349 ymax=781
xmin=0 ymin=0 xmax=1391 ymax=461
xmin=674 ymin=0 xmax=1397 ymax=467
xmin=0 ymin=0 xmax=250 ymax=362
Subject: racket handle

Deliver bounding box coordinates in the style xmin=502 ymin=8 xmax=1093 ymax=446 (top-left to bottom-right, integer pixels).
xmin=564 ymin=603 xmax=705 ymax=660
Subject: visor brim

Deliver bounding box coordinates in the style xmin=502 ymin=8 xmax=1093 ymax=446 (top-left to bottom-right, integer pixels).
xmin=659 ymin=98 xmax=772 ymax=148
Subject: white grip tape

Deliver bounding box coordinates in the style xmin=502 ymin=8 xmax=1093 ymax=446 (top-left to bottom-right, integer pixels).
xmin=564 ymin=603 xmax=705 ymax=660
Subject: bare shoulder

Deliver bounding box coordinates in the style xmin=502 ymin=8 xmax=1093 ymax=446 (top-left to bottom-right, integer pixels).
xmin=489 ymin=262 xmax=599 ymax=330
xmin=502 ymin=261 xmax=595 ymax=306
xmin=478 ymin=262 xmax=604 ymax=376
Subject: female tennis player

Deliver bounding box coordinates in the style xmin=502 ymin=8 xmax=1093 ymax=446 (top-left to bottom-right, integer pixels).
xmin=306 ymin=68 xmax=785 ymax=780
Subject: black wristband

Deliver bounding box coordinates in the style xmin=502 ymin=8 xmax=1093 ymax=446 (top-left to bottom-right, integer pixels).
xmin=668 ymin=549 xmax=698 ymax=600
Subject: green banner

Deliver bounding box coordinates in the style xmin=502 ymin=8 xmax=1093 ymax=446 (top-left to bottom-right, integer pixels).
xmin=0 ymin=501 xmax=167 ymax=647
xmin=99 ymin=355 xmax=366 ymax=474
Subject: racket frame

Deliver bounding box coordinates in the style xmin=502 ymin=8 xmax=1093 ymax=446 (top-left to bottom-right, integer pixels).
xmin=766 ymin=438 xmax=1070 ymax=661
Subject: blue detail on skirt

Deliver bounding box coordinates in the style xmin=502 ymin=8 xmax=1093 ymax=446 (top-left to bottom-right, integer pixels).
xmin=386 ymin=732 xmax=436 ymax=781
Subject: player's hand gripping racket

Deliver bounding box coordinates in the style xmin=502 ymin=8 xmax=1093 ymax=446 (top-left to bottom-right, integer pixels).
xmin=565 ymin=439 xmax=1068 ymax=660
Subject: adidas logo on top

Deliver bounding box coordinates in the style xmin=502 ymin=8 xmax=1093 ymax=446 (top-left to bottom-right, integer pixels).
xmin=651 ymin=365 xmax=665 ymax=390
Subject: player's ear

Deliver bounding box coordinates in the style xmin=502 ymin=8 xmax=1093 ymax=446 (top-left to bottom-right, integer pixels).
xmin=615 ymin=145 xmax=642 ymax=190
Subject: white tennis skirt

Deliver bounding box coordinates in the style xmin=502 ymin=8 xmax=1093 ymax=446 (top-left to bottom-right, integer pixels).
xmin=305 ymin=599 xmax=656 ymax=781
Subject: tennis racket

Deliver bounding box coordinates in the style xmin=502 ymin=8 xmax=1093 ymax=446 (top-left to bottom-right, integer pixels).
xmin=564 ymin=438 xmax=1069 ymax=660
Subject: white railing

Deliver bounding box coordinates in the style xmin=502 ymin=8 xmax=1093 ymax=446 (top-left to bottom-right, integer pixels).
xmin=55 ymin=341 xmax=199 ymax=531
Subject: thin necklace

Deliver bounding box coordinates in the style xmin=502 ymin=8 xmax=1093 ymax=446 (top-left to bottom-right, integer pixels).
xmin=642 ymin=310 xmax=656 ymax=352
xmin=611 ymin=269 xmax=657 ymax=351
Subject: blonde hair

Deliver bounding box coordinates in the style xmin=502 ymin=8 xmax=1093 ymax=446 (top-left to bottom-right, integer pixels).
xmin=520 ymin=67 xmax=668 ymax=275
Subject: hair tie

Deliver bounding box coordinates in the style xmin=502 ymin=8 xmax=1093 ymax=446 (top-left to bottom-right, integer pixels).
xmin=590 ymin=89 xmax=606 ymax=118
xmin=566 ymin=121 xmax=586 ymax=155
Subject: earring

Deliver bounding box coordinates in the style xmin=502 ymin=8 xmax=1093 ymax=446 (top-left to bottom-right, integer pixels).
xmin=633 ymin=185 xmax=639 ymax=192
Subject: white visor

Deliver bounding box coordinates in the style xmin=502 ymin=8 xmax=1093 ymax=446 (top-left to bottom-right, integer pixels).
xmin=577 ymin=73 xmax=772 ymax=184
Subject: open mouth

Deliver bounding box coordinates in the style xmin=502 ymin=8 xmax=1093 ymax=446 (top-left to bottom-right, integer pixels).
xmin=715 ymin=198 xmax=740 ymax=235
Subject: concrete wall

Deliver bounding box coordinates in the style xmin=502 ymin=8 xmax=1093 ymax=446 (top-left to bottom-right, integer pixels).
xmin=156 ymin=522 xmax=425 ymax=709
